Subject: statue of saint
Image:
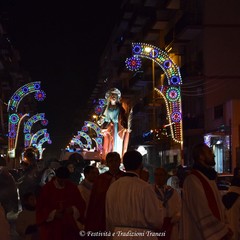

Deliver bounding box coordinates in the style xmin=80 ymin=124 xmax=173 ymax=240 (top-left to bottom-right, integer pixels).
xmin=97 ymin=88 xmax=132 ymax=160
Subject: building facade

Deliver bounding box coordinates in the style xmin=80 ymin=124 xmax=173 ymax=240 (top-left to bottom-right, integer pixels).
xmin=88 ymin=0 xmax=240 ymax=173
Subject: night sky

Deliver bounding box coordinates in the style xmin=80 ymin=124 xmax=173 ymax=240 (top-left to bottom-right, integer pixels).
xmin=2 ymin=0 xmax=123 ymax=159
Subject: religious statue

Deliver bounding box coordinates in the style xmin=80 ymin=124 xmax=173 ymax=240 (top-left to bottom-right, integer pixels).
xmin=97 ymin=88 xmax=132 ymax=160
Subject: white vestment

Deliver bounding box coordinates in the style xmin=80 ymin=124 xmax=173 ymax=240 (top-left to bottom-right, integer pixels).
xmin=106 ymin=172 xmax=164 ymax=240
xmin=181 ymin=171 xmax=229 ymax=240
xmin=224 ymin=185 xmax=240 ymax=240
xmin=16 ymin=209 xmax=36 ymax=240
xmin=153 ymin=184 xmax=181 ymax=240
xmin=78 ymin=178 xmax=93 ymax=216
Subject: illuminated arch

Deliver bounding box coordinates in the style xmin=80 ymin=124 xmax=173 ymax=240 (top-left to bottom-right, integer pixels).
xmin=82 ymin=121 xmax=103 ymax=151
xmin=7 ymin=81 xmax=46 ymax=158
xmin=34 ymin=136 xmax=52 ymax=159
xmin=76 ymin=131 xmax=92 ymax=149
xmin=24 ymin=113 xmax=48 ymax=147
xmin=83 ymin=121 xmax=102 ymax=137
xmin=127 ymin=42 xmax=183 ymax=144
xmin=7 ymin=81 xmax=46 ymax=112
xmin=71 ymin=138 xmax=84 ymax=149
xmin=37 ymin=136 xmax=52 ymax=147
xmin=30 ymin=129 xmax=48 ymax=146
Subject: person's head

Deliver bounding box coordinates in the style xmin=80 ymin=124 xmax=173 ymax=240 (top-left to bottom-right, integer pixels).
xmin=66 ymin=161 xmax=75 ymax=173
xmin=22 ymin=192 xmax=36 ymax=210
xmin=123 ymin=150 xmax=143 ymax=172
xmin=105 ymin=88 xmax=121 ymax=105
xmin=106 ymin=152 xmax=121 ymax=174
xmin=83 ymin=165 xmax=99 ymax=183
xmin=23 ymin=147 xmax=39 ymax=165
xmin=154 ymin=167 xmax=168 ymax=187
xmin=192 ymin=143 xmax=215 ymax=168
xmin=55 ymin=166 xmax=70 ymax=187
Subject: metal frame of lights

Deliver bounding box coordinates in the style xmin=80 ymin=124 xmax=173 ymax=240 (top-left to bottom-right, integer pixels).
xmin=7 ymin=81 xmax=46 ymax=158
xmin=128 ymin=42 xmax=183 ymax=144
xmin=24 ymin=113 xmax=48 ymax=147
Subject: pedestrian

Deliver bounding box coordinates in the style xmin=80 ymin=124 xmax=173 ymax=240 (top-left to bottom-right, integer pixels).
xmin=16 ymin=192 xmax=39 ymax=240
xmin=78 ymin=165 xmax=99 ymax=217
xmin=181 ymin=143 xmax=233 ymax=240
xmin=153 ymin=167 xmax=181 ymax=240
xmin=106 ymin=150 xmax=164 ymax=239
xmin=84 ymin=151 xmax=124 ymax=238
xmin=66 ymin=160 xmax=80 ymax=185
xmin=222 ymin=176 xmax=240 ymax=240
xmin=36 ymin=166 xmax=86 ymax=240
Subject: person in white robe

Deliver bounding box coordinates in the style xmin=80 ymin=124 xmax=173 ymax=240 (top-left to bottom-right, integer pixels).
xmin=180 ymin=143 xmax=233 ymax=240
xmin=78 ymin=165 xmax=99 ymax=216
xmin=222 ymin=176 xmax=240 ymax=240
xmin=106 ymin=150 xmax=165 ymax=240
xmin=153 ymin=167 xmax=181 ymax=240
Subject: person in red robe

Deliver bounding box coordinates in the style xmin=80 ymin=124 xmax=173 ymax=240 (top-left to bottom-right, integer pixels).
xmin=84 ymin=152 xmax=124 ymax=238
xmin=36 ymin=166 xmax=86 ymax=240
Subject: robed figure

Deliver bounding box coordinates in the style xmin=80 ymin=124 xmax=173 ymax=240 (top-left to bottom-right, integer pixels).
xmin=97 ymin=88 xmax=132 ymax=160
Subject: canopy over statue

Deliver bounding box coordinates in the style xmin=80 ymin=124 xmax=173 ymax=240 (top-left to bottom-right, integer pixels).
xmin=97 ymin=88 xmax=132 ymax=160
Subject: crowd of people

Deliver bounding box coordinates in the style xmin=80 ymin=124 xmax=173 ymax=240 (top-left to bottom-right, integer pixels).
xmin=0 ymin=143 xmax=240 ymax=239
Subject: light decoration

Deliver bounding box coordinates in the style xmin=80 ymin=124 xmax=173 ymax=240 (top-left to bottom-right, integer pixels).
xmin=82 ymin=121 xmax=103 ymax=151
xmin=131 ymin=43 xmax=182 ymax=85
xmin=9 ymin=113 xmax=20 ymax=124
xmin=155 ymin=87 xmax=182 ymax=143
xmin=41 ymin=119 xmax=48 ymax=126
xmin=7 ymin=82 xmax=43 ymax=112
xmin=95 ymin=106 xmax=103 ymax=115
xmin=125 ymin=56 xmax=142 ymax=71
xmin=127 ymin=43 xmax=183 ymax=144
xmin=166 ymin=87 xmax=180 ymax=102
xmin=71 ymin=138 xmax=84 ymax=149
xmin=35 ymin=135 xmax=52 ymax=159
xmin=76 ymin=131 xmax=92 ymax=149
xmin=98 ymin=98 xmax=106 ymax=106
xmin=8 ymin=113 xmax=29 ymax=158
xmin=34 ymin=90 xmax=46 ymax=101
xmin=23 ymin=113 xmax=48 ymax=147
xmin=7 ymin=82 xmax=46 ymax=158
xmin=94 ymin=98 xmax=106 ymax=115
xmin=30 ymin=129 xmax=48 ymax=146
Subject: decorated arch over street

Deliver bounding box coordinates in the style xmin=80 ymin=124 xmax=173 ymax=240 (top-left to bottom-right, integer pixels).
xmin=24 ymin=113 xmax=48 ymax=147
xmin=126 ymin=42 xmax=183 ymax=144
xmin=7 ymin=81 xmax=46 ymax=158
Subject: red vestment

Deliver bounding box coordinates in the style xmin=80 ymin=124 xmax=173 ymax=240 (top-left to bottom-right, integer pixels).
xmin=36 ymin=178 xmax=86 ymax=240
xmin=84 ymin=171 xmax=124 ymax=237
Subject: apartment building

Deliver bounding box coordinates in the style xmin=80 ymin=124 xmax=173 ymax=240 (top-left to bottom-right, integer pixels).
xmin=88 ymin=0 xmax=240 ymax=173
